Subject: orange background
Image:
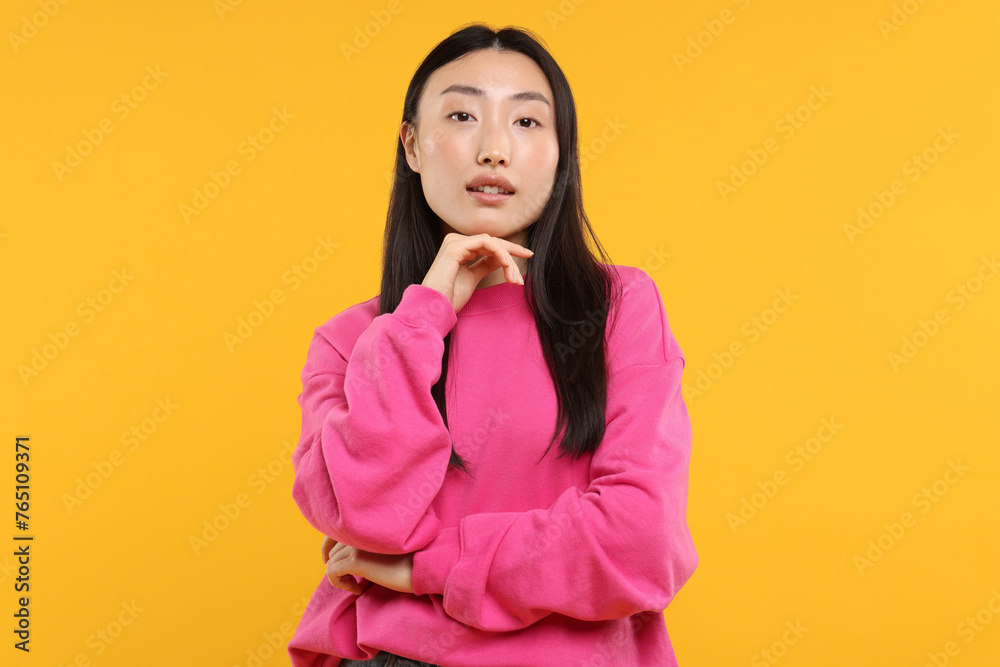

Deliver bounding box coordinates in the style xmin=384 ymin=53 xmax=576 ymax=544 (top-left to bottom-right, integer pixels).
xmin=2 ymin=1 xmax=998 ymax=665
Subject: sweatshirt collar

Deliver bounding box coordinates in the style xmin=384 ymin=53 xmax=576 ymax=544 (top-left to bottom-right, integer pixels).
xmin=457 ymin=272 xmax=529 ymax=317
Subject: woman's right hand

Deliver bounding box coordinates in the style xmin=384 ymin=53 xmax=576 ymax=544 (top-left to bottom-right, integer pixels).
xmin=421 ymin=232 xmax=534 ymax=313
xmin=322 ymin=535 xmax=368 ymax=593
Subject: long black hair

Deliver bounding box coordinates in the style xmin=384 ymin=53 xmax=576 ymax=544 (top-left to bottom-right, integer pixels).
xmin=379 ymin=22 xmax=624 ymax=476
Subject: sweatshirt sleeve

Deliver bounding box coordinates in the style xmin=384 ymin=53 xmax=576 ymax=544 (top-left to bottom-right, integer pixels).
xmin=409 ymin=269 xmax=699 ymax=631
xmin=291 ymin=283 xmax=458 ymax=554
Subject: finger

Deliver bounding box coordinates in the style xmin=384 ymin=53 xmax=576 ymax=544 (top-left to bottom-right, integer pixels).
xmin=509 ymin=248 xmax=522 ymax=284
xmin=326 ymin=554 xmax=365 ymax=595
xmin=507 ymin=250 xmax=520 ymax=284
xmin=326 ymin=555 xmax=353 ymax=583
xmin=321 ymin=537 xmax=334 ymax=563
xmin=328 ymin=541 xmax=350 ymax=558
xmin=453 ymin=233 xmax=531 ymax=258
xmin=491 ymin=239 xmax=527 ymax=284
xmin=462 ymin=255 xmax=485 ymax=267
xmin=481 ymin=237 xmax=518 ymax=284
xmin=458 ymin=236 xmax=521 ymax=284
xmin=464 ymin=239 xmax=507 ymax=270
xmin=327 ymin=573 xmax=362 ymax=595
xmin=460 ymin=248 xmax=501 ymax=284
xmin=326 ymin=545 xmax=352 ymax=568
xmin=473 ymin=255 xmax=502 ymax=281
xmin=498 ymin=238 xmax=535 ymax=256
xmin=497 ymin=242 xmax=521 ymax=285
xmin=336 ymin=574 xmax=363 ymax=594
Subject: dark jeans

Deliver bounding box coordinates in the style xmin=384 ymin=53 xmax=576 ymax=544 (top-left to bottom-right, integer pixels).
xmin=340 ymin=650 xmax=442 ymax=667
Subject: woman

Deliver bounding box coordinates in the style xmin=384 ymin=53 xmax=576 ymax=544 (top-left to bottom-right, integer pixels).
xmin=288 ymin=22 xmax=698 ymax=667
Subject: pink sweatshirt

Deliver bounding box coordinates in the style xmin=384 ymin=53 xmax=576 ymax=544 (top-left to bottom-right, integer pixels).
xmin=288 ymin=264 xmax=698 ymax=667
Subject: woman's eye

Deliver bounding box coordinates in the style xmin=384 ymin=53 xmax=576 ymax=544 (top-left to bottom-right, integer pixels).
xmin=447 ymin=112 xmax=539 ymax=128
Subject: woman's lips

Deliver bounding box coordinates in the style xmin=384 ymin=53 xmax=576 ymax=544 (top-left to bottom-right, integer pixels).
xmin=467 ymin=188 xmax=514 ymax=205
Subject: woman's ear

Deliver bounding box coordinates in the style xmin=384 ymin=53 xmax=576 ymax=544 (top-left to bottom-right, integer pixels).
xmin=400 ymin=121 xmax=420 ymax=174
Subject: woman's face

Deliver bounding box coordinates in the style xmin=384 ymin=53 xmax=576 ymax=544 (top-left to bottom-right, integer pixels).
xmin=402 ymin=49 xmax=559 ymax=244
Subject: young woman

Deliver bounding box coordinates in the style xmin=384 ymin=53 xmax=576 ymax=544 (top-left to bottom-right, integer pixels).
xmin=287 ymin=23 xmax=698 ymax=667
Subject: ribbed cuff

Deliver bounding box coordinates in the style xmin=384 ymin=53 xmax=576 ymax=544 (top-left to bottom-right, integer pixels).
xmin=394 ymin=284 xmax=458 ymax=339
xmin=411 ymin=525 xmax=461 ymax=597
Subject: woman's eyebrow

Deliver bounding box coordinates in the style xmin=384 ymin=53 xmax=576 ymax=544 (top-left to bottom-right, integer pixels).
xmin=439 ymin=83 xmax=550 ymax=106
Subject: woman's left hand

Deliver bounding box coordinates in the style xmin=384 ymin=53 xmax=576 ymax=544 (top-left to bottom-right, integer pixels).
xmin=325 ymin=540 xmax=415 ymax=595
